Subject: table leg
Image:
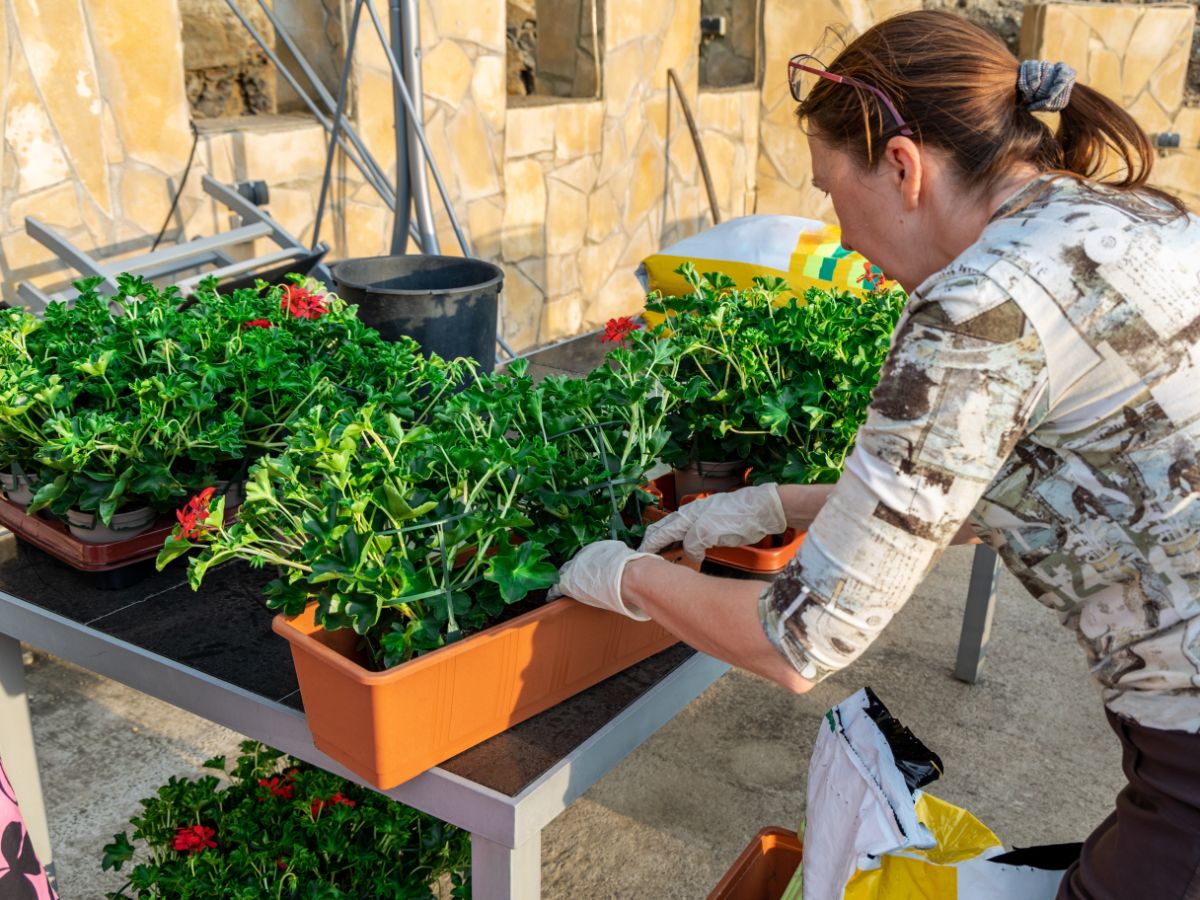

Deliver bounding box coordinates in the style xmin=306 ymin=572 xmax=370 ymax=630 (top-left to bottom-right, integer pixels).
xmin=0 ymin=632 xmax=56 ymax=887
xmin=954 ymin=545 xmax=1000 ymax=684
xmin=471 ymin=832 xmax=541 ymax=899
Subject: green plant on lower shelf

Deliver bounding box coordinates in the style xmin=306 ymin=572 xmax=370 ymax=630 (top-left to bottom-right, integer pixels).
xmin=101 ymin=740 xmax=470 ymax=900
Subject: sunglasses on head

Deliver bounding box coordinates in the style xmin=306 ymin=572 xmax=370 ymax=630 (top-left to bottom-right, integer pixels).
xmin=788 ymin=54 xmax=914 ymax=137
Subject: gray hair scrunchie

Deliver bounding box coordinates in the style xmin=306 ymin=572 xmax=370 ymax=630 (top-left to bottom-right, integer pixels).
xmin=1017 ymin=59 xmax=1077 ymax=112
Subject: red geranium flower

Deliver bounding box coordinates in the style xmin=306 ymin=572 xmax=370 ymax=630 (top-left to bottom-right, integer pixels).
xmin=171 ymin=824 xmax=217 ymax=854
xmin=280 ymin=285 xmax=329 ymax=320
xmin=242 ymin=318 xmax=272 ymax=329
xmin=175 ymin=486 xmax=216 ymax=542
xmin=310 ymin=791 xmax=356 ymax=818
xmin=258 ymin=774 xmax=294 ymax=800
xmin=601 ymin=316 xmax=641 ymax=344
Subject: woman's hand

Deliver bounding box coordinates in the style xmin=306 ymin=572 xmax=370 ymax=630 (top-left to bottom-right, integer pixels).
xmin=548 ymin=540 xmax=661 ymax=620
xmin=638 ymin=483 xmax=787 ymax=561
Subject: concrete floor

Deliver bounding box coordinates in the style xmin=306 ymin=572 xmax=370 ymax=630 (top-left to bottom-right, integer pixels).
xmin=22 ymin=544 xmax=1122 ymax=899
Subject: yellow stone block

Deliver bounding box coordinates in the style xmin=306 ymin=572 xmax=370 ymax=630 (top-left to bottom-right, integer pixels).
xmin=471 ymin=55 xmax=507 ymax=131
xmin=343 ymin=199 xmax=389 ymax=258
xmin=555 ymin=101 xmax=603 ymax=160
xmin=1126 ymin=91 xmax=1172 ymax=136
xmin=5 ymin=48 xmax=71 ymax=194
xmin=547 ymin=252 xmax=582 ymax=296
xmin=1125 ymin=6 xmax=1194 ymax=104
xmin=546 ymin=179 xmax=588 ymax=255
xmin=1088 ymin=48 xmax=1123 ymax=103
xmin=702 ymin=132 xmax=737 ymax=217
xmin=240 ymin=119 xmax=328 ymax=181
xmin=467 ymin=197 xmax=504 ymax=261
xmin=608 ymin=1 xmax=660 ymax=50
xmin=588 ymin=268 xmax=645 ymax=326
xmin=87 ymin=0 xmax=191 ymax=174
xmin=6 ymin=183 xmax=81 ymax=232
xmin=586 ymin=186 xmax=621 ymax=242
xmin=429 ymin=0 xmax=504 ymax=52
xmin=597 ymin=117 xmax=627 ymax=186
xmin=447 ymin=105 xmax=501 ymax=201
xmin=505 ymin=103 xmax=556 ymax=158
xmin=13 ymin=0 xmax=113 ymax=213
xmin=264 ymin=187 xmax=317 ymax=245
xmin=1 ymin=229 xmax=63 ymax=289
xmin=579 ymin=231 xmax=623 ymax=299
xmin=501 ymin=159 xmax=547 ymax=260
xmin=423 ymin=108 xmax=456 ymax=198
xmin=549 ymin=155 xmax=599 ymax=194
xmin=1174 ymin=107 xmax=1200 ymax=148
xmin=699 ymin=91 xmax=740 ymax=134
xmin=500 ymin=261 xmax=545 ymax=349
xmin=423 ymin=40 xmax=474 ymax=107
xmin=626 ymin=134 xmax=665 ymax=226
xmin=540 ymin=291 xmax=584 ymax=341
xmin=604 ymin=42 xmax=643 ymax=115
xmin=645 ymin=95 xmax=669 ymax=143
xmin=355 ymin=65 xmax=398 ymax=174
xmin=653 ymin=0 xmax=699 ymax=88
xmin=119 ymin=167 xmax=175 ymax=235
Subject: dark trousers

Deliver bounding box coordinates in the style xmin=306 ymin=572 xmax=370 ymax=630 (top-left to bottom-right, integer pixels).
xmin=1057 ymin=710 xmax=1200 ymax=900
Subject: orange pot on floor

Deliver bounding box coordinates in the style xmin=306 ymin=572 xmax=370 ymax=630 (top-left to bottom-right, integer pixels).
xmin=708 ymin=827 xmax=804 ymax=900
xmin=273 ymin=548 xmax=696 ymax=790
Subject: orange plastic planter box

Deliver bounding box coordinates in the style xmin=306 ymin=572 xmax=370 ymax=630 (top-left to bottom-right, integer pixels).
xmin=273 ymin=559 xmax=691 ymax=789
xmin=708 ymin=827 xmax=804 ymax=900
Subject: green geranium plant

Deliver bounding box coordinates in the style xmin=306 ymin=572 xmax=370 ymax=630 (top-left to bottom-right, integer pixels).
xmin=101 ymin=740 xmax=469 ymax=899
xmin=0 ymin=274 xmax=465 ymax=527
xmin=636 ymin=263 xmax=907 ymax=484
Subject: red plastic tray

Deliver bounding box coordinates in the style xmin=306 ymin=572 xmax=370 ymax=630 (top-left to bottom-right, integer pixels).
xmin=0 ymin=497 xmax=232 ymax=572
xmin=643 ymin=473 xmax=805 ymax=575
xmin=708 ymin=827 xmax=803 ymax=900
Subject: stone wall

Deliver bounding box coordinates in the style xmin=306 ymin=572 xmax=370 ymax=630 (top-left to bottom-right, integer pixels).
xmin=8 ymin=0 xmax=1200 ymax=351
xmin=1021 ymin=1 xmax=1200 ymax=208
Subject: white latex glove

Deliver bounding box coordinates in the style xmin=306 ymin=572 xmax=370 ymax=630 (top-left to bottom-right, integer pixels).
xmin=638 ymin=483 xmax=787 ymax=562
xmin=548 ymin=540 xmax=658 ymax=621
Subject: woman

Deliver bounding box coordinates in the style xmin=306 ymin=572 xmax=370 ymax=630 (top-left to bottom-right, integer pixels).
xmin=552 ymin=10 xmax=1200 ymax=899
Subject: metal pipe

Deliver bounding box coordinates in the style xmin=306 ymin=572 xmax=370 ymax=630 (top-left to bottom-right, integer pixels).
xmin=667 ymin=68 xmax=722 ymax=225
xmin=398 ymin=0 xmax=438 ymax=254
xmin=389 ymin=0 xmax=413 ymax=254
xmin=251 ymin=0 xmax=397 ymax=200
xmin=313 ymin=0 xmax=365 ymax=252
xmin=362 ymin=0 xmax=473 ymax=256
xmin=224 ymin=0 xmax=394 ymax=207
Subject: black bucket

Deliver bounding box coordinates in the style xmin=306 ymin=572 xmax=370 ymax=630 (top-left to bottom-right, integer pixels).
xmin=332 ymin=255 xmax=503 ymax=371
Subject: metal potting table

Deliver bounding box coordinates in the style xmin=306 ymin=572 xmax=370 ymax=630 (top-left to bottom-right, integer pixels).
xmin=0 ymin=332 xmax=1000 ymax=898
xmin=0 ymin=544 xmax=723 ymax=898
xmin=0 ymin=334 xmax=731 ymax=899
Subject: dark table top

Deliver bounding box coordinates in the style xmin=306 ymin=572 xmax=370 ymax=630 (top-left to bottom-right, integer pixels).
xmin=0 ymin=333 xmax=695 ymax=799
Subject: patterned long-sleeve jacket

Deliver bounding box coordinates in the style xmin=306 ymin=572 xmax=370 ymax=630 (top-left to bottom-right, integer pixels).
xmin=760 ymin=175 xmax=1200 ymax=733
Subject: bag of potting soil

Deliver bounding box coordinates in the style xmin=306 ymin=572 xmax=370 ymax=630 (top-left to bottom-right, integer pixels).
xmin=795 ymin=688 xmax=1080 ymax=900
xmin=636 ymin=215 xmax=885 ymax=326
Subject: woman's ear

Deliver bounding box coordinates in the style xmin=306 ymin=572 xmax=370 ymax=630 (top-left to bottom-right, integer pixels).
xmin=883 ymin=136 xmax=922 ymax=212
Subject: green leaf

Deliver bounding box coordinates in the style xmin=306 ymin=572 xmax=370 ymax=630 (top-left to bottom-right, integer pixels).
xmin=484 ymin=541 xmax=559 ymax=604
xmin=101 ymin=832 xmax=136 ymax=871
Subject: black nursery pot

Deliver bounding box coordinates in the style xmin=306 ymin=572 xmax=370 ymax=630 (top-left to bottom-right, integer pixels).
xmin=332 ymin=255 xmax=503 ymax=372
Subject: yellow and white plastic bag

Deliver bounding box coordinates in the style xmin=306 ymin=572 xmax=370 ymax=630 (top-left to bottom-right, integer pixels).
xmin=800 ymin=688 xmax=1078 ymax=900
xmin=636 ymin=215 xmax=884 ymax=316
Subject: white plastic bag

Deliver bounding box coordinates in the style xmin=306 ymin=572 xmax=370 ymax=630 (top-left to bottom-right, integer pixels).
xmin=801 ymin=689 xmax=1078 ymax=900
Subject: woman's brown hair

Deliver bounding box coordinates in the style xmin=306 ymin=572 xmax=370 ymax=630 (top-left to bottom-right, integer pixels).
xmin=797 ymin=10 xmax=1184 ymax=211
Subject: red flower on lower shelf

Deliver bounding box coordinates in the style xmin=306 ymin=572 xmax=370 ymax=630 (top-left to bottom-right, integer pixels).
xmin=258 ymin=774 xmax=295 ymax=800
xmin=171 ymin=824 xmax=217 ymax=854
xmin=175 ymin=486 xmax=216 ymax=542
xmin=310 ymin=791 xmax=356 ymax=819
xmin=241 ymin=318 xmax=272 ymax=329
xmin=601 ymin=316 xmax=641 ymax=344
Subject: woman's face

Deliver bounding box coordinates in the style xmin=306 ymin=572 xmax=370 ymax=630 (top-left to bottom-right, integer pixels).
xmin=807 ymin=131 xmax=928 ymax=292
